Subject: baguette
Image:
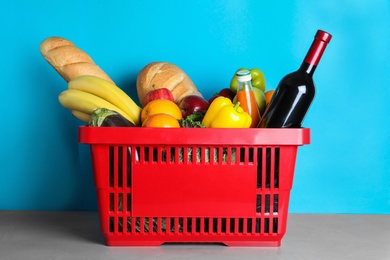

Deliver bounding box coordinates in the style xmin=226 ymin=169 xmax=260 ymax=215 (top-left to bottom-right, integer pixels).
xmin=136 ymin=62 xmax=202 ymax=107
xmin=40 ymin=37 xmax=114 ymax=84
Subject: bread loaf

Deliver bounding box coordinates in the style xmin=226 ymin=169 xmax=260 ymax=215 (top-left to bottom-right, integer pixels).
xmin=136 ymin=62 xmax=202 ymax=107
xmin=40 ymin=37 xmax=114 ymax=84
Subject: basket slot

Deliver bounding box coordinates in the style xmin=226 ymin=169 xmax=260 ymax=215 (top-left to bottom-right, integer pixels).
xmin=212 ymin=218 xmax=218 ymax=233
xmin=118 ymin=217 xmax=123 ymax=232
xmin=187 ymin=218 xmax=194 ymax=233
xmin=256 ymin=194 xmax=261 ymax=213
xmin=158 ymin=218 xmax=164 ymax=233
xmin=127 ymin=193 xmax=132 ymax=212
xmin=109 ymin=146 xmax=132 ymax=189
xmin=257 ymin=147 xmax=280 ymax=189
xmin=109 ymin=193 xmax=114 ymax=211
xmin=266 ymin=194 xmax=271 ymax=214
xmin=152 ymin=147 xmax=158 ymax=162
xmin=191 ymin=147 xmax=197 ymax=163
xmin=273 ymin=218 xmax=279 ymax=233
xmin=118 ymin=193 xmax=123 ymax=211
xmin=109 ymin=146 xmax=122 ymax=188
xmin=203 ymin=218 xmax=209 ymax=233
xmin=127 ymin=148 xmax=133 ymax=188
xmin=171 ymin=217 xmax=177 ymax=233
xmin=140 ymin=217 xmax=145 ymax=233
xmin=267 ymin=194 xmax=272 ymax=213
xmin=274 ymin=194 xmax=279 ymax=213
xmin=274 ymin=148 xmax=280 ymax=188
xmin=166 ymin=218 xmax=173 ymax=233
xmin=126 ymin=217 xmax=132 ymax=233
xmin=206 ymin=147 xmax=212 ymax=163
xmin=241 ymin=218 xmax=247 ymax=234
xmin=175 ymin=147 xmax=181 ymax=163
xmin=118 ymin=147 xmax=123 ymax=187
xmin=109 ymin=146 xmax=115 ymax=187
xmin=196 ymin=217 xmax=202 ymax=233
xmin=230 ymin=218 xmax=235 ymax=233
xmin=139 ymin=217 xmax=144 ymax=233
xmin=226 ymin=148 xmax=232 ymax=164
xmin=109 ymin=217 xmax=114 ymax=232
xmin=147 ymin=217 xmax=153 ymax=233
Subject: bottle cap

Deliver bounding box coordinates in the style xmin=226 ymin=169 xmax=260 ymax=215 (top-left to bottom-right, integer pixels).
xmin=236 ymin=69 xmax=252 ymax=82
xmin=315 ymin=30 xmax=332 ymax=43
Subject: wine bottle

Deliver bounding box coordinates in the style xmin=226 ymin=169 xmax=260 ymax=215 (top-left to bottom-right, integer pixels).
xmin=258 ymin=30 xmax=332 ymax=128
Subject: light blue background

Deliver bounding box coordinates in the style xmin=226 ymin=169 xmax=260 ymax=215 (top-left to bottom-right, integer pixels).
xmin=1 ymin=0 xmax=389 ymax=213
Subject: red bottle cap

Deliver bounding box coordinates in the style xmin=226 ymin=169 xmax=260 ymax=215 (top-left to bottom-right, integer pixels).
xmin=315 ymin=30 xmax=332 ymax=43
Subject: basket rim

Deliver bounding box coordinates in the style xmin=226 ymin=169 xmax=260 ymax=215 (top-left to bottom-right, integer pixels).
xmin=78 ymin=126 xmax=310 ymax=146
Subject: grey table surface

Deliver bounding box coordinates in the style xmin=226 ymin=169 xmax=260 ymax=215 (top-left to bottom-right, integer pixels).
xmin=0 ymin=211 xmax=388 ymax=260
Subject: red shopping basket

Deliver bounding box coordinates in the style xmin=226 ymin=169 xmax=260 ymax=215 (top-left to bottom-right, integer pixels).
xmin=78 ymin=126 xmax=310 ymax=246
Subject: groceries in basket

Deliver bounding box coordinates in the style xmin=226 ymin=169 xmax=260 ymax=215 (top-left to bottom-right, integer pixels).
xmin=41 ymin=30 xmax=331 ymax=129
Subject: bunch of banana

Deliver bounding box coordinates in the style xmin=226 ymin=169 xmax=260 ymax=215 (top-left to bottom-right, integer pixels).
xmin=58 ymin=75 xmax=142 ymax=125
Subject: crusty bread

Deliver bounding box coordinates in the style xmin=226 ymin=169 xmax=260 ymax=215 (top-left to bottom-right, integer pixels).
xmin=136 ymin=62 xmax=202 ymax=107
xmin=40 ymin=37 xmax=114 ymax=83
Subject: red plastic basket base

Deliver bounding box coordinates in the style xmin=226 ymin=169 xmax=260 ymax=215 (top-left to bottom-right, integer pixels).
xmin=100 ymin=214 xmax=287 ymax=247
xmin=104 ymin=234 xmax=282 ymax=247
xmin=106 ymin=241 xmax=281 ymax=247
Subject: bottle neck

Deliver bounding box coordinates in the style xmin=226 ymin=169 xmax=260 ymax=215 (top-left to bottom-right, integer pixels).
xmin=299 ymin=62 xmax=317 ymax=76
xmin=238 ymin=81 xmax=254 ymax=92
xmin=300 ymin=30 xmax=332 ymax=76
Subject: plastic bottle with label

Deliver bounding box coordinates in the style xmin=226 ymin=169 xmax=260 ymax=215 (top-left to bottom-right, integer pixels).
xmin=236 ymin=69 xmax=261 ymax=128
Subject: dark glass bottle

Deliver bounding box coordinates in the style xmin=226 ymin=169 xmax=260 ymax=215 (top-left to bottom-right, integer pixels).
xmin=258 ymin=30 xmax=332 ymax=128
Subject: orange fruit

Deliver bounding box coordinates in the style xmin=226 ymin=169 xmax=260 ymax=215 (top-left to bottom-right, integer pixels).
xmin=142 ymin=113 xmax=180 ymax=128
xmin=264 ymin=90 xmax=275 ymax=105
xmin=141 ymin=99 xmax=182 ymax=123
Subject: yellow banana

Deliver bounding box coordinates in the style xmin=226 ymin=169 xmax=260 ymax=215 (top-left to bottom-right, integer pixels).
xmin=68 ymin=75 xmax=141 ymax=125
xmin=58 ymin=89 xmax=135 ymax=124
xmin=71 ymin=110 xmax=90 ymax=123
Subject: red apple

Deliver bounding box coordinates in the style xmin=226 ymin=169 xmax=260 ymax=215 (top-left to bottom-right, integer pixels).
xmin=145 ymin=88 xmax=174 ymax=106
xmin=177 ymin=95 xmax=210 ymax=118
xmin=208 ymin=92 xmax=219 ymax=103
xmin=218 ymin=88 xmax=235 ymax=101
xmin=208 ymin=88 xmax=235 ymax=104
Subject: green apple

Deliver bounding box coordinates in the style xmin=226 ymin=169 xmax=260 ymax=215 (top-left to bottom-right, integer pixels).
xmin=230 ymin=67 xmax=248 ymax=93
xmin=250 ymin=68 xmax=266 ymax=93
xmin=253 ymin=87 xmax=266 ymax=115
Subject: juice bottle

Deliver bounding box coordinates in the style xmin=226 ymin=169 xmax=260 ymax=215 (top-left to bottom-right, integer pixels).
xmin=236 ymin=69 xmax=261 ymax=128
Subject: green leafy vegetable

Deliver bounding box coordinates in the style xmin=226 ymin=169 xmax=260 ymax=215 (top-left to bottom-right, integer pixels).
xmin=178 ymin=111 xmax=206 ymax=128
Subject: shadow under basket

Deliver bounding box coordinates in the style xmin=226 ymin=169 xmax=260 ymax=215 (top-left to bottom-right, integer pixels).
xmin=78 ymin=127 xmax=310 ymax=247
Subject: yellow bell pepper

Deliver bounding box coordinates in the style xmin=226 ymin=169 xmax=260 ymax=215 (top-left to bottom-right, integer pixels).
xmin=202 ymin=96 xmax=252 ymax=128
